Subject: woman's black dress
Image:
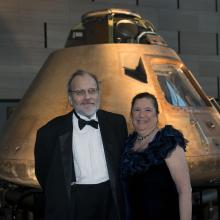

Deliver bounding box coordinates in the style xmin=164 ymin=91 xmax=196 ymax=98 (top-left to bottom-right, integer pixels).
xmin=121 ymin=125 xmax=187 ymax=220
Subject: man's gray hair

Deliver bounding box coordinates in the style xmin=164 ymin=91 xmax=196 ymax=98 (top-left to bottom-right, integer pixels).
xmin=67 ymin=69 xmax=99 ymax=92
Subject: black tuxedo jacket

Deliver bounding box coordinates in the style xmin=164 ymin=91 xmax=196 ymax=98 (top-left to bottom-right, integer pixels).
xmin=34 ymin=109 xmax=128 ymax=220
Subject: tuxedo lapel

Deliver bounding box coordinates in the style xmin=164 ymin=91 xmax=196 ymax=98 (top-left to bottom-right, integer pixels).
xmin=98 ymin=110 xmax=114 ymax=152
xmin=97 ymin=110 xmax=116 ymax=182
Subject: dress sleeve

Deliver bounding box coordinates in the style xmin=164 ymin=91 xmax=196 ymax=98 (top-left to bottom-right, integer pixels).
xmin=147 ymin=125 xmax=188 ymax=165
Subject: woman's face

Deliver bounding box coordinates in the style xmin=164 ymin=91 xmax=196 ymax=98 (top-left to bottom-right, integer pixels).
xmin=131 ymin=97 xmax=158 ymax=133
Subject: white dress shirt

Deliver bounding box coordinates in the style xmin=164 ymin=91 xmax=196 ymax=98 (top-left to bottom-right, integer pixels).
xmin=72 ymin=112 xmax=109 ymax=184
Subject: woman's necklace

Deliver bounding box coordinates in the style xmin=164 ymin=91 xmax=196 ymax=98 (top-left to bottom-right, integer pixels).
xmin=136 ymin=126 xmax=158 ymax=142
xmin=133 ymin=126 xmax=158 ymax=152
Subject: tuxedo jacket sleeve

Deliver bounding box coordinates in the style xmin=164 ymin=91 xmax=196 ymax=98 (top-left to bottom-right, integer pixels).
xmin=34 ymin=117 xmax=63 ymax=189
xmin=97 ymin=110 xmax=128 ymax=220
xmin=34 ymin=113 xmax=74 ymax=220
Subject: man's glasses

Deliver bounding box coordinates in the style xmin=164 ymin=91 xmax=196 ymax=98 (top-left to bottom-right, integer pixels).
xmin=69 ymin=88 xmax=99 ymax=96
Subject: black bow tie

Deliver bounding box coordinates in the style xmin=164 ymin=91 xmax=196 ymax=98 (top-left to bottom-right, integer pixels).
xmin=74 ymin=110 xmax=99 ymax=130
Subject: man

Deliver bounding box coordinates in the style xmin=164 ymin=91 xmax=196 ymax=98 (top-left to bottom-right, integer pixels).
xmin=34 ymin=70 xmax=128 ymax=220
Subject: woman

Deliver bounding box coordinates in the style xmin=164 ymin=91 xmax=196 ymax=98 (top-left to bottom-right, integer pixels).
xmin=121 ymin=92 xmax=192 ymax=220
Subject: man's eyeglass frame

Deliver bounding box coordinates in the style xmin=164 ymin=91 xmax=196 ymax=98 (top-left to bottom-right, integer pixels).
xmin=68 ymin=88 xmax=99 ymax=96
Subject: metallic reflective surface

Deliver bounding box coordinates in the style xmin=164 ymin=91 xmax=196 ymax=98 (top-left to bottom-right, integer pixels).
xmin=0 ymin=9 xmax=220 ymax=188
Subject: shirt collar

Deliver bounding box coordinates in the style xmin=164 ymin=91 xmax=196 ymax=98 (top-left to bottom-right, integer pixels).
xmin=77 ymin=112 xmax=97 ymax=121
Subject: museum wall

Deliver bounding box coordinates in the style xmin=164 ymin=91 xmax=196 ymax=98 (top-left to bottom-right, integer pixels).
xmin=0 ymin=0 xmax=219 ymax=99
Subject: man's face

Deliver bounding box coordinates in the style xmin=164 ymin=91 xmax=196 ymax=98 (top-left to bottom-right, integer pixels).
xmin=69 ymin=74 xmax=100 ymax=117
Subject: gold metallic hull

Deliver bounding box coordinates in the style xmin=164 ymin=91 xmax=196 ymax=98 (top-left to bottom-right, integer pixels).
xmin=0 ymin=44 xmax=220 ymax=187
